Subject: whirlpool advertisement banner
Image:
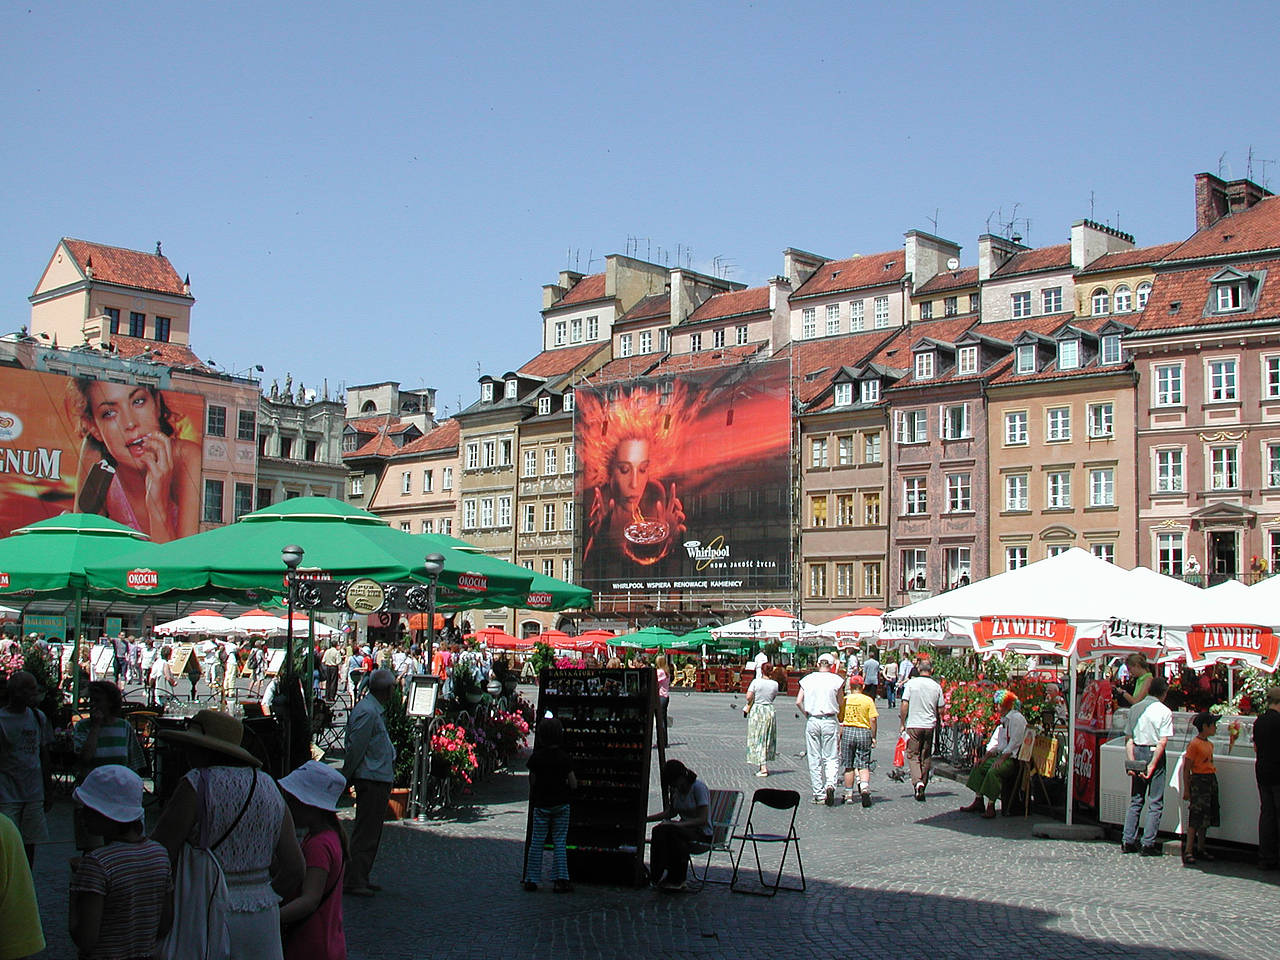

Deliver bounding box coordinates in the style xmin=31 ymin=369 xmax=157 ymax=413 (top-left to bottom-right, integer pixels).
xmin=0 ymin=367 xmax=205 ymax=543
xmin=574 ymin=358 xmax=792 ymax=593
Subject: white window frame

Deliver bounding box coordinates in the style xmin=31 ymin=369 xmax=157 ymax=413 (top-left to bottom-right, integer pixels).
xmin=1046 ymin=406 xmax=1071 ymax=442
xmin=639 ymin=330 xmax=652 ymax=353
xmin=957 ymin=345 xmax=978 ymax=375
xmin=1210 ymin=445 xmax=1239 ymax=490
xmin=1089 ymin=467 xmax=1116 ymax=506
xmin=1265 ymin=355 xmax=1280 ymax=399
xmin=1155 ymin=448 xmax=1184 ymax=493
xmin=915 ymin=352 xmax=935 ymax=380
xmin=480 ymin=497 xmax=494 ymax=527
xmin=833 ymin=382 xmax=853 ymax=406
xmin=1087 ymin=402 xmax=1114 ymax=439
xmin=1005 ymin=474 xmax=1029 ymax=511
xmin=863 ymin=432 xmax=882 ymax=464
xmin=1091 ymin=288 xmax=1109 ymax=315
xmin=1011 ymin=291 xmax=1032 ymax=318
xmin=1100 ymin=334 xmax=1121 ymax=365
xmin=585 ymin=316 xmax=599 ymax=340
xmin=1216 ymin=283 xmax=1244 ymax=312
xmin=442 ymin=467 xmax=453 ymax=491
xmin=850 ymin=300 xmax=865 ymax=331
xmin=1058 ymin=339 xmax=1080 ymax=370
xmin=713 ymin=328 xmax=725 ymax=348
xmin=1005 ymin=411 xmax=1028 ymax=445
xmin=811 ymin=437 xmax=829 ymax=468
xmin=1156 ymin=531 xmax=1184 ymax=576
xmin=521 ymin=504 xmax=535 ymax=533
xmin=523 ymin=450 xmax=537 ymax=478
xmin=903 ymin=477 xmax=927 ymax=515
xmin=1268 ymin=443 xmax=1280 ymax=488
xmin=1135 ymin=282 xmax=1152 ymax=310
xmin=1006 ymin=546 xmax=1029 ymax=570
xmin=481 ymin=439 xmax=496 ymax=468
xmin=504 ymin=378 xmax=517 ymax=399
xmin=570 ymin=317 xmax=583 ymax=343
xmin=1207 ymin=358 xmax=1238 ymax=402
xmin=941 ymin=403 xmax=970 ymax=440
xmin=544 ymin=447 xmax=558 ymax=475
xmin=563 ymin=500 xmax=574 ymax=530
xmin=553 ymin=321 xmax=566 ymax=346
xmin=1015 ymin=343 xmax=1036 ymax=374
xmin=1047 ymin=471 xmax=1072 ymax=509
xmin=618 ymin=333 xmax=633 ymax=358
xmin=563 ymin=446 xmax=574 ymax=473
xmin=497 ymin=495 xmax=511 ymax=528
xmin=401 ymin=471 xmax=411 ymax=494
xmin=1092 ymin=543 xmax=1116 ymax=563
xmin=897 ymin=409 xmax=927 ymax=444
xmin=873 ymin=296 xmax=889 ymax=328
xmin=689 ymin=332 xmax=702 ymax=352
xmin=1154 ymin=363 xmax=1183 ymax=405
xmin=543 ymin=502 xmax=556 ymax=532
xmin=1042 ymin=286 xmax=1063 ymax=313
xmin=350 ymin=476 xmax=364 ymax=496
xmin=860 ymin=379 xmax=880 ymax=403
xmin=736 ymin=324 xmax=749 ymax=345
xmin=537 ymin=396 xmax=551 ymax=415
xmin=801 ymin=307 xmax=817 ymax=339
xmin=837 ymin=435 xmax=854 ymax=466
xmin=481 ymin=382 xmax=494 ymax=402
xmin=463 ymin=499 xmax=477 ymax=529
xmin=465 ymin=442 xmax=480 ymax=470
xmin=946 ymin=472 xmax=971 ymax=512
xmin=423 ymin=469 xmax=433 ymax=493
xmin=825 ymin=303 xmax=841 ymax=336
xmin=1113 ymin=285 xmax=1133 ymax=313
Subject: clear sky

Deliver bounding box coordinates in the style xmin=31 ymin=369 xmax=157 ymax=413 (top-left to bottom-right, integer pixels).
xmin=3 ymin=1 xmax=1279 ymax=416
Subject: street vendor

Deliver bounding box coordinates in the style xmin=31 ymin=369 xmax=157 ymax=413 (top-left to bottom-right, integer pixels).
xmin=1114 ymin=653 xmax=1153 ymax=708
xmin=959 ymin=690 xmax=1027 ymax=818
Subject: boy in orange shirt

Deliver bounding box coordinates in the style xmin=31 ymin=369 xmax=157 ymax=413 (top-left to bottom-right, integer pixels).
xmin=1181 ymin=712 xmax=1220 ymax=865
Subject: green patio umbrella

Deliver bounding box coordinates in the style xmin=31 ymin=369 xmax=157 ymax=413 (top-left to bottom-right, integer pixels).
xmin=85 ymin=497 xmax=534 ymax=607
xmin=612 ymin=625 xmax=680 ymax=649
xmin=416 ymin=534 xmax=591 ymax=611
xmin=678 ymin=627 xmax=715 ymax=648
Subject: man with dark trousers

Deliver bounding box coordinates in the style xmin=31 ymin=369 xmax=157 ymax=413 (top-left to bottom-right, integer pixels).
xmin=1253 ymin=685 xmax=1280 ymax=870
xmin=343 ymin=668 xmax=396 ymax=895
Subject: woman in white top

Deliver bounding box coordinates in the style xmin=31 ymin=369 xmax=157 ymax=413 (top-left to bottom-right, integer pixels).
xmin=153 ymin=710 xmax=304 ymax=960
xmin=744 ymin=659 xmax=780 ymax=776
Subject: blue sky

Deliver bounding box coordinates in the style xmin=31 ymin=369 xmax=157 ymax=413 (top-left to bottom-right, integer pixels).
xmin=3 ymin=1 xmax=1278 ymax=416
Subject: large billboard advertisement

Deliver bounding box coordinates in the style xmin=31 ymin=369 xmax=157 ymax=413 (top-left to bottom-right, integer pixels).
xmin=0 ymin=367 xmax=204 ymax=542
xmin=575 ymin=358 xmax=792 ymax=592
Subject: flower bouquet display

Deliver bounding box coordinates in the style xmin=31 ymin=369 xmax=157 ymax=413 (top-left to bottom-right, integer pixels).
xmin=431 ymin=721 xmax=479 ymax=785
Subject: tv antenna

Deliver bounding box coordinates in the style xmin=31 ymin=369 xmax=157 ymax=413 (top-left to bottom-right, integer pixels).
xmin=926 ymin=208 xmax=939 ymax=234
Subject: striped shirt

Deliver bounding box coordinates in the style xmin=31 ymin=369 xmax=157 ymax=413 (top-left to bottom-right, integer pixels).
xmin=73 ymin=718 xmax=145 ymax=772
xmin=69 ymin=838 xmax=171 ymax=959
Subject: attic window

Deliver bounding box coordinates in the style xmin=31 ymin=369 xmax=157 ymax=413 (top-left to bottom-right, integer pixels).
xmin=1058 ymin=339 xmax=1080 ymax=370
xmin=538 ymin=396 xmax=551 ymax=415
xmin=481 ymin=382 xmax=494 ymax=402
xmin=860 ymin=379 xmax=881 ymax=403
xmin=804 ymin=367 xmax=830 ymax=382
xmin=1169 ymin=300 xmax=1182 ymax=315
xmin=504 ymin=378 xmax=518 ymax=399
xmin=1216 ymin=283 xmax=1244 ymax=312
xmin=883 ymin=260 xmax=895 ymax=271
xmin=915 ymin=352 xmax=935 ymax=380
xmin=830 ymin=270 xmax=840 ymax=280
xmin=1015 ymin=343 xmax=1036 ymax=374
xmin=833 ymin=382 xmax=853 ymax=406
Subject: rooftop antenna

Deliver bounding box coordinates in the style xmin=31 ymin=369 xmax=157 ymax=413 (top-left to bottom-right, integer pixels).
xmin=1089 ymin=190 xmax=1096 ymax=220
xmin=985 ymin=210 xmax=997 ymax=233
xmin=926 ymin=208 xmax=939 ymax=234
xmin=1218 ymin=152 xmax=1229 ymax=177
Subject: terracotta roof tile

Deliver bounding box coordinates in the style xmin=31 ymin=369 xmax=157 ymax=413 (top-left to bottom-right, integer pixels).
xmin=991 ymin=243 xmax=1072 ymax=278
xmin=647 ymin=342 xmax=767 ymax=376
xmin=547 ymin=273 xmax=607 ymax=309
xmin=517 ymin=342 xmax=608 ymax=378
xmin=589 ymin=353 xmax=665 ymax=384
xmin=775 ymin=330 xmax=903 ymax=405
xmin=888 ymin=313 xmax=1071 ymax=389
xmin=684 ymin=286 xmax=771 ymax=324
xmin=616 ymin=294 xmax=670 ymax=325
xmin=914 ymin=267 xmax=978 ymax=295
xmin=791 ymin=251 xmax=905 ymax=299
xmin=990 ymin=357 xmax=1131 ymax=387
xmin=396 ymin=419 xmax=459 ymax=455
xmin=1076 ymin=242 xmax=1181 ymax=275
xmin=62 ymin=239 xmax=188 ymax=297
xmin=1134 ymin=256 xmax=1280 ymax=332
xmin=109 ymin=335 xmax=206 ymax=370
xmin=1162 ymin=196 xmax=1280 ymax=262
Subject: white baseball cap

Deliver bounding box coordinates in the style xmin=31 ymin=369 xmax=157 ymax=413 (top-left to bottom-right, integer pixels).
xmin=817 ymin=653 xmax=836 ymax=666
xmin=279 ymin=760 xmax=347 ymax=812
xmin=74 ymin=765 xmax=144 ymax=824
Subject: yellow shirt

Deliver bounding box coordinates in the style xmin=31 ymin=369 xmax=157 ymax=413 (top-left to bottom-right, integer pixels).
xmin=0 ymin=811 xmax=45 ymax=958
xmin=840 ymin=692 xmax=878 ymax=728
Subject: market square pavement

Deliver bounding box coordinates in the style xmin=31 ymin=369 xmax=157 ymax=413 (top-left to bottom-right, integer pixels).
xmin=27 ymin=686 xmax=1280 ymax=959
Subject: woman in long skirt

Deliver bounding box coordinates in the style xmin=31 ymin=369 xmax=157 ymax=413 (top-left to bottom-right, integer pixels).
xmin=744 ymin=661 xmax=780 ymax=776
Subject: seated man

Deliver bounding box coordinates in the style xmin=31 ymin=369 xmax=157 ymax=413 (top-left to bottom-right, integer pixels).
xmin=960 ymin=690 xmax=1027 ymax=818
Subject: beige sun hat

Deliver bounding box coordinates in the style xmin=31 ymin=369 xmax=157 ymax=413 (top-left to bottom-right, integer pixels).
xmin=156 ymin=709 xmax=262 ymax=767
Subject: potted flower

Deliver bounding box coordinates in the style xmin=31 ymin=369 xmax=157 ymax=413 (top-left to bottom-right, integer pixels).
xmin=452 ymin=649 xmax=487 ymax=705
xmin=431 ymin=721 xmax=479 ymax=786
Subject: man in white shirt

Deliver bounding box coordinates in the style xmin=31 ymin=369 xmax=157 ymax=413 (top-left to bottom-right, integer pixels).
xmin=797 ymin=653 xmax=846 ymax=805
xmin=960 ymin=690 xmax=1028 ymax=818
xmin=1122 ymin=675 xmax=1174 ymax=855
xmin=899 ymin=659 xmax=945 ymax=801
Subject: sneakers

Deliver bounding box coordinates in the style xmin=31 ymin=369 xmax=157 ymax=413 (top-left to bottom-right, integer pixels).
xmin=914 ymin=782 xmax=926 ymax=802
xmin=825 ymin=786 xmax=836 ymax=806
xmin=861 ymin=790 xmax=872 ymax=808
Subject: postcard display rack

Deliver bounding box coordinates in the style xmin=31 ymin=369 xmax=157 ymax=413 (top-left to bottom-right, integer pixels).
xmin=529 ymin=668 xmax=664 ymax=886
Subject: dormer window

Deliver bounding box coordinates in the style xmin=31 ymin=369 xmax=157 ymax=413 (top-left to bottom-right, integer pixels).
xmin=1113 ymin=285 xmax=1132 ymax=313
xmin=1015 ymin=344 xmax=1036 ymax=374
xmin=833 ymin=382 xmax=853 ymax=406
xmin=563 ymin=390 xmax=574 ymax=412
xmin=957 ymin=346 xmax=978 ymax=375
xmin=504 ymin=378 xmax=517 ymax=399
xmin=860 ymin=379 xmax=880 ymax=403
xmin=1217 ymin=282 xmax=1244 ymax=312
xmin=481 ymin=382 xmax=494 ymax=402
xmin=1058 ymin=339 xmax=1080 ymax=370
xmin=538 ymin=396 xmax=551 ymax=415
xmin=1136 ymin=282 xmax=1152 ymax=310
xmin=915 ymin=352 xmax=935 ymax=380
xmin=1101 ymin=334 xmax=1121 ymax=365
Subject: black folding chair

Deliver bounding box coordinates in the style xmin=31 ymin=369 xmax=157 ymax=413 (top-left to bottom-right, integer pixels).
xmin=730 ymin=788 xmax=805 ymax=896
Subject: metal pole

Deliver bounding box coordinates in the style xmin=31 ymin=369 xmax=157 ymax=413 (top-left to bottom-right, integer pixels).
xmin=1066 ymin=650 xmax=1077 ymax=827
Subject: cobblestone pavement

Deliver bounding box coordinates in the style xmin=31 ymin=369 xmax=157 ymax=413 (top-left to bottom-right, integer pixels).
xmin=28 ymin=686 xmax=1280 ymax=959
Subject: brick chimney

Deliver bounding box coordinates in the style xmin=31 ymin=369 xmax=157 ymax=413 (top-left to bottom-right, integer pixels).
xmin=782 ymin=248 xmax=827 ymax=288
xmin=977 ymin=234 xmax=1024 ymax=282
xmin=1195 ymin=172 xmax=1272 ymax=230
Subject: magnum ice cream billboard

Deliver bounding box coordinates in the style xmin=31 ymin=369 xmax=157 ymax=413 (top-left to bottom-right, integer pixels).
xmin=575 ymin=358 xmax=792 ymax=592
xmin=0 ymin=367 xmax=204 ymax=542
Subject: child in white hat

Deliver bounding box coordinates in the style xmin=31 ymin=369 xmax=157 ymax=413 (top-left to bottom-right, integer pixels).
xmin=277 ymin=761 xmax=348 ymax=960
xmin=68 ymin=764 xmax=172 ymax=959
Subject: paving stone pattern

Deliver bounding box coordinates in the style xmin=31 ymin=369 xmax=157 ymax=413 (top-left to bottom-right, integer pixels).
xmin=28 ymin=686 xmax=1280 ymax=959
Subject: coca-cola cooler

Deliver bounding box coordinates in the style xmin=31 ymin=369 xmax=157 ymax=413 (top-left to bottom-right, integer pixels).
xmin=1072 ymin=679 xmax=1113 ymax=812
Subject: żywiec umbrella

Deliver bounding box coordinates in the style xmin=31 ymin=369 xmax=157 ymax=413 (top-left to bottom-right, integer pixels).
xmin=86 ymin=497 xmax=534 ymax=607
xmin=154 ymin=609 xmax=236 ymax=636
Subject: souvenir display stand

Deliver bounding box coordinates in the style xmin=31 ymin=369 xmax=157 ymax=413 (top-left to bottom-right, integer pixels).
xmin=529 ymin=668 xmax=662 ymax=886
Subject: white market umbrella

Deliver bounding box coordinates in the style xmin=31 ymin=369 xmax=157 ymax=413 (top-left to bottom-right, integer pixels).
xmin=1161 ymin=578 xmax=1280 ymax=674
xmin=1081 ymin=566 xmax=1204 ymax=661
xmin=154 ymin=610 xmax=236 ymax=636
xmin=229 ymin=613 xmax=339 ymax=639
xmin=710 ymin=607 xmax=816 ymax=640
xmin=810 ymin=607 xmax=883 ymax=642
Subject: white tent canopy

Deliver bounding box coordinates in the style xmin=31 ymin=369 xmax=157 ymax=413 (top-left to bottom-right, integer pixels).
xmin=809 ymin=607 xmax=883 ymax=641
xmin=154 ymin=612 xmax=237 ymax=636
xmin=229 ymin=613 xmax=339 ymax=638
xmin=710 ymin=608 xmax=816 ymax=640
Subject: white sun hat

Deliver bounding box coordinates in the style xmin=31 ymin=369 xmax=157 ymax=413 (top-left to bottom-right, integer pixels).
xmin=73 ymin=764 xmax=145 ymax=824
xmin=279 ymin=760 xmax=346 ymax=812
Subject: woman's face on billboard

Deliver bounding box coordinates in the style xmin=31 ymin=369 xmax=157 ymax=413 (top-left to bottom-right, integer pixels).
xmin=85 ymin=382 xmax=162 ymax=462
xmin=610 ymin=438 xmax=650 ymax=506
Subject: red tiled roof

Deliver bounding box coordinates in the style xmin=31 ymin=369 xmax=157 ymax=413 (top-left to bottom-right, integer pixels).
xmin=616 ymin=294 xmax=669 ymax=325
xmin=343 ymin=415 xmax=409 ymax=459
xmin=866 ymin=316 xmax=977 ymax=369
xmin=109 ymin=335 xmax=205 ymax=370
xmin=517 ymin=342 xmax=608 ymax=378
xmin=989 ymin=357 xmax=1132 ymax=387
xmin=547 ymin=273 xmax=607 ymax=309
xmin=1135 ymin=256 xmax=1280 ymax=332
xmin=1161 ymin=196 xmax=1280 ymax=262
xmin=1077 ymin=242 xmax=1181 ymax=275
xmin=791 ymin=251 xmax=905 ymax=299
xmin=888 ymin=313 xmax=1070 ymax=389
xmin=62 ymin=239 xmax=188 ymax=297
xmin=914 ymin=267 xmax=978 ymax=295
xmin=647 ymin=342 xmax=767 ymax=376
xmin=991 ymin=243 xmax=1072 ymax=278
xmin=684 ymin=286 xmax=771 ymax=324
xmin=397 ymin=419 xmax=459 ymax=456
xmin=589 ymin=353 xmax=665 ymax=384
xmin=775 ymin=330 xmax=903 ymax=405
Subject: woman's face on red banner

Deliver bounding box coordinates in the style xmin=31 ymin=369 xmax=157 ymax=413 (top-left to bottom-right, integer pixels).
xmin=84 ymin=381 xmax=163 ymax=464
xmin=610 ymin=437 xmax=650 ymax=507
